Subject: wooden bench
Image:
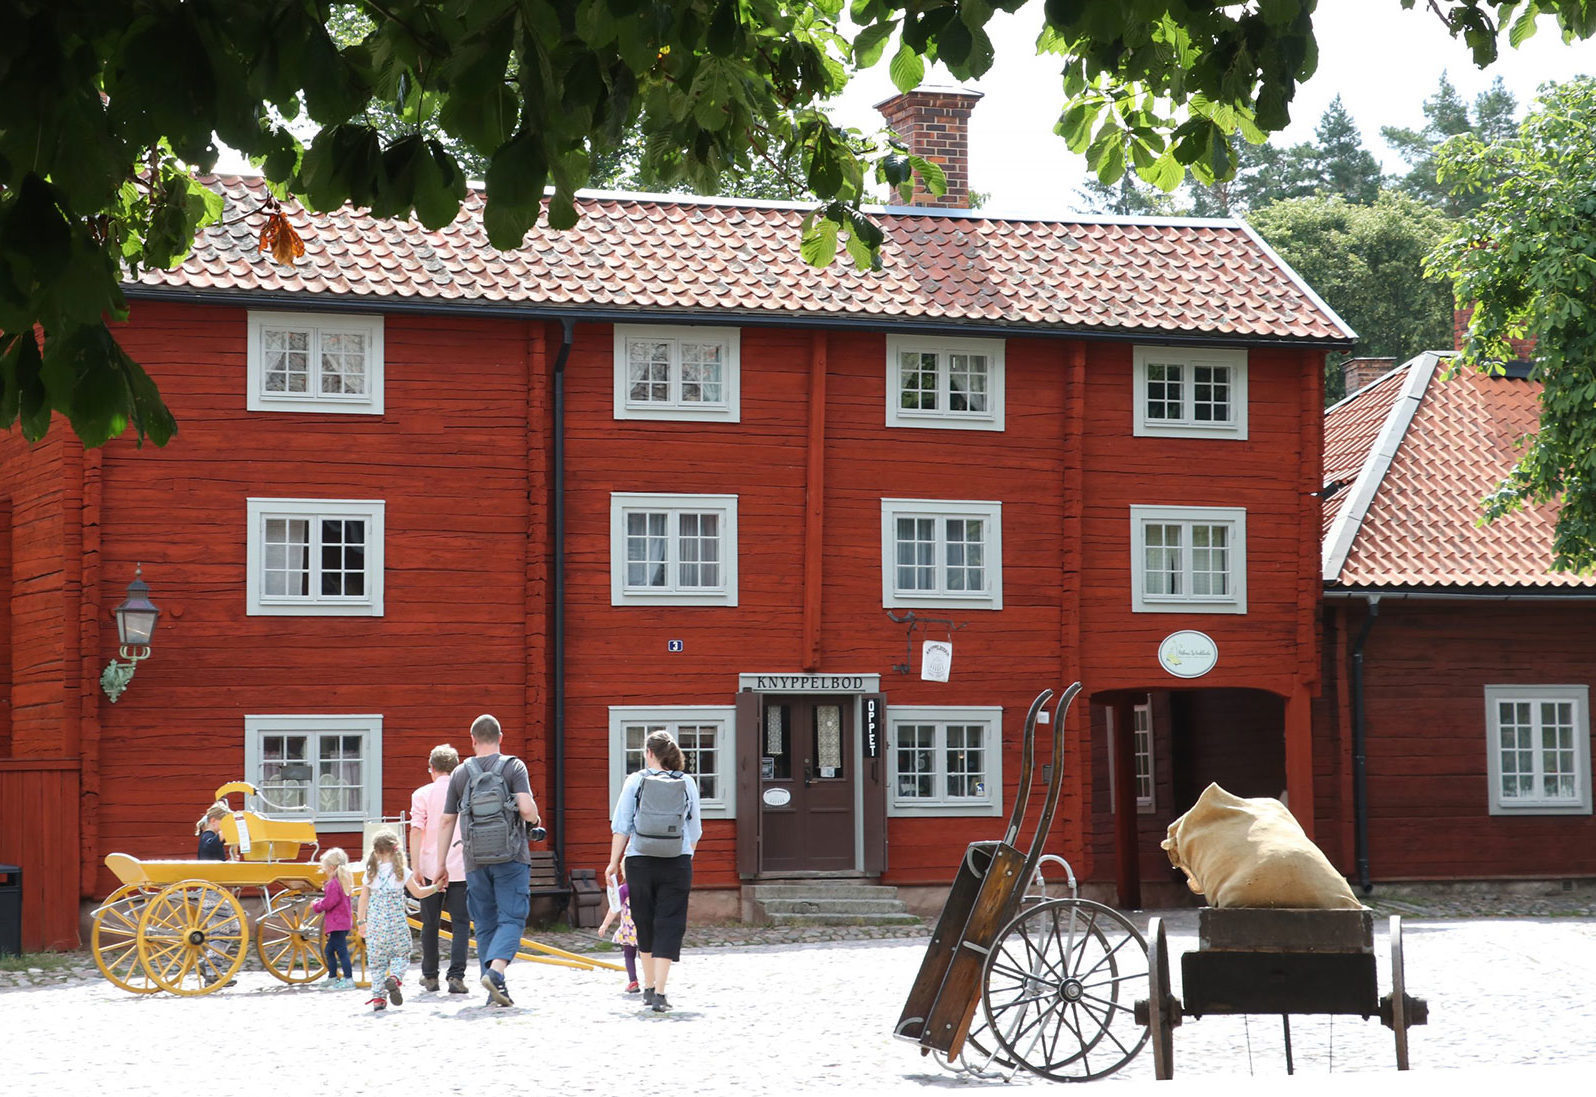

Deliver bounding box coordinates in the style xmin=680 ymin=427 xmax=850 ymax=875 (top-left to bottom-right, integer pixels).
xmin=527 ymin=850 xmax=572 ymax=927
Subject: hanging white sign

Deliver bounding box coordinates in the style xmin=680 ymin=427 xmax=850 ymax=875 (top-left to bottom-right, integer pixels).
xmin=921 ymin=640 xmax=952 ymax=682
xmin=1158 ymin=630 xmax=1219 ymax=678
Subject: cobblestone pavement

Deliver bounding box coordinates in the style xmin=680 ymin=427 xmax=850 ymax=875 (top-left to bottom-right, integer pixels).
xmin=5 ymin=887 xmax=1595 ymax=1096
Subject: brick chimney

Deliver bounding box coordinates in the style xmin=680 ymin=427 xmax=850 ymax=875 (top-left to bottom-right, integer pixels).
xmin=1454 ymin=305 xmax=1537 ymax=361
xmin=875 ymin=87 xmax=983 ymax=208
xmin=1341 ymin=357 xmax=1397 ymax=396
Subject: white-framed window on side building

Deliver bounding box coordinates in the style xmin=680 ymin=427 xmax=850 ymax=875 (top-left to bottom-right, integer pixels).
xmin=1133 ymin=345 xmax=1247 ymax=439
xmin=613 ymin=324 xmax=740 ymax=422
xmin=246 ymin=498 xmax=385 ymax=616
xmin=1130 ymin=505 xmax=1246 ymax=614
xmin=888 ymin=706 xmax=1004 ymax=817
xmin=885 ymin=336 xmax=1005 ymax=431
xmin=610 ymin=493 xmax=738 ymax=607
xmin=607 ymin=706 xmax=735 ymax=819
xmin=1108 ymin=696 xmax=1157 ymax=814
xmin=881 ymin=499 xmax=1003 ymax=610
xmin=244 ymin=714 xmax=383 ymax=827
xmin=247 ymin=311 xmax=384 ymax=414
xmin=1485 ymin=685 xmax=1592 ymax=815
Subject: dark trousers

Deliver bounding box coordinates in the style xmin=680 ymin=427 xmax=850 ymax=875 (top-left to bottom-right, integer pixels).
xmin=418 ymin=880 xmax=470 ymax=979
xmin=625 ymin=854 xmax=693 ymax=963
xmin=323 ymin=929 xmax=352 ymax=979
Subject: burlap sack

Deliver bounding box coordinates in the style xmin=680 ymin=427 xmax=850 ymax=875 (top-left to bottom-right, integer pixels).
xmin=1161 ymin=783 xmax=1360 ymax=909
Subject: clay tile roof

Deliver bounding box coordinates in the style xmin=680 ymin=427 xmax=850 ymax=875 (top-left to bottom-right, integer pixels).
xmin=1323 ymin=352 xmax=1596 ymax=589
xmin=129 ymin=177 xmax=1353 ymax=342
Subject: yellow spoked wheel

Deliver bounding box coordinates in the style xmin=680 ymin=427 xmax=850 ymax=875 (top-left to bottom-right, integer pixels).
xmin=352 ymin=931 xmax=370 ymax=989
xmin=92 ymin=883 xmax=161 ymax=994
xmin=256 ymin=892 xmax=327 ymax=984
xmin=137 ymin=881 xmax=248 ymax=996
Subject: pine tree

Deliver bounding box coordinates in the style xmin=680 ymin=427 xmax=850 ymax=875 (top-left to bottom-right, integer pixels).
xmin=1312 ymin=96 xmax=1384 ymax=204
xmin=1382 ymin=72 xmax=1517 ymax=215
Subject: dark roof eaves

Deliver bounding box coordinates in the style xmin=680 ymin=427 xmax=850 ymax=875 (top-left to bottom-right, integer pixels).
xmin=1323 ymin=583 xmax=1596 ymax=600
xmin=121 ymin=283 xmax=1356 ymax=347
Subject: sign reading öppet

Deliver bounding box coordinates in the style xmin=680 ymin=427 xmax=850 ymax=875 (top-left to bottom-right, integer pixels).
xmin=1158 ymin=630 xmax=1218 ymax=678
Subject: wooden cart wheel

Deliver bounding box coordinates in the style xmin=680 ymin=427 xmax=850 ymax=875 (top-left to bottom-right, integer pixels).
xmin=91 ymin=883 xmax=161 ymax=994
xmin=351 ymin=929 xmax=370 ymax=989
xmin=1145 ymin=916 xmax=1177 ymax=1080
xmin=255 ymin=891 xmax=327 ymax=984
xmin=981 ymin=898 xmax=1151 ymax=1082
xmin=1391 ymin=915 xmax=1409 ymax=1071
xmin=137 ymin=881 xmax=248 ymax=996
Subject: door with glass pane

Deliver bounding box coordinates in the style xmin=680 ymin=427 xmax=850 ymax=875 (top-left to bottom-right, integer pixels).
xmin=758 ymin=696 xmax=856 ymax=872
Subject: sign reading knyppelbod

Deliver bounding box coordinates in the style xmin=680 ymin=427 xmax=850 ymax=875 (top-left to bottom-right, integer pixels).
xmin=740 ymin=673 xmax=880 ymax=693
xmin=1158 ymin=630 xmax=1219 ymax=679
xmin=864 ymin=695 xmax=883 ymax=759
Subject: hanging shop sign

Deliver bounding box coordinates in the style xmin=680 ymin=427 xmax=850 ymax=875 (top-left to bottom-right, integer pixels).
xmin=1158 ymin=630 xmax=1219 ymax=679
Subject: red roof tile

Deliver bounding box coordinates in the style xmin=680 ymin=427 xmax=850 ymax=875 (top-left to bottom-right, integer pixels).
xmin=130 ymin=177 xmax=1352 ymax=342
xmin=1323 ymin=355 xmax=1594 ymax=588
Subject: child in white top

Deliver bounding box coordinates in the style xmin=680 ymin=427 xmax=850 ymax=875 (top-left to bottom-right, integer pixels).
xmin=356 ymin=829 xmax=439 ymax=1011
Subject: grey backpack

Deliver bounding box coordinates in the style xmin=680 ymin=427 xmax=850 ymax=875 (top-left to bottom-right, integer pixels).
xmin=632 ymin=770 xmax=690 ymax=856
xmin=460 ymin=756 xmax=521 ymax=865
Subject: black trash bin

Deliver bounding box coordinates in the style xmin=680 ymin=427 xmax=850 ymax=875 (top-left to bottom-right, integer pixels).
xmin=0 ymin=864 xmax=20 ymax=957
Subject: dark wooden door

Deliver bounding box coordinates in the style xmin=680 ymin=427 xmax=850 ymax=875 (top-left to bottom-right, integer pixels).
xmin=758 ymin=696 xmax=856 ymax=873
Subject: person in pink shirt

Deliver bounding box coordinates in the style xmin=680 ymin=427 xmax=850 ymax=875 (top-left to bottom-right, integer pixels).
xmin=410 ymin=744 xmax=470 ymax=993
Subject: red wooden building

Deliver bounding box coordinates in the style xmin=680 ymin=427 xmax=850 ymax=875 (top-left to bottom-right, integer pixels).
xmin=0 ymin=92 xmax=1352 ymax=949
xmin=1319 ymin=350 xmax=1596 ymax=886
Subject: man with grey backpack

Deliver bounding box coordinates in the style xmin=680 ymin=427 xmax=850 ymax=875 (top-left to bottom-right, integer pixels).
xmin=605 ymin=729 xmax=702 ymax=1013
xmin=434 ymin=713 xmax=542 ymax=1008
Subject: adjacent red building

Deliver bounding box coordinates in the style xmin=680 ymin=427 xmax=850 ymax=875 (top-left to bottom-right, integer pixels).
xmin=1318 ymin=351 xmax=1596 ymax=886
xmin=0 ymin=94 xmax=1353 ymax=949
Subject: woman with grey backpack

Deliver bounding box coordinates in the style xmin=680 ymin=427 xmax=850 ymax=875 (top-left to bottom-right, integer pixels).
xmin=605 ymin=729 xmax=702 ymax=1014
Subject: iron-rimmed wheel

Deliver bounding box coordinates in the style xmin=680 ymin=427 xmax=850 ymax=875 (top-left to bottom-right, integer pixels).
xmin=1391 ymin=915 xmax=1409 ymax=1070
xmin=1145 ymin=915 xmax=1178 ymax=1080
xmin=981 ymin=898 xmax=1151 ymax=1082
xmin=91 ymin=883 xmax=161 ymax=994
xmin=137 ymin=880 xmax=247 ymax=996
xmin=256 ymin=890 xmax=327 ymax=984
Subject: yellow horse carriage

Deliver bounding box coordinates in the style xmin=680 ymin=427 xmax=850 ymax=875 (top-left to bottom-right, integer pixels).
xmin=91 ymin=781 xmax=618 ymax=996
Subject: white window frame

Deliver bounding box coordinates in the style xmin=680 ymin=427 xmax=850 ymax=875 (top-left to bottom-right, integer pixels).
xmin=885 ymin=335 xmax=1006 ymax=431
xmin=607 ymin=706 xmax=735 ymax=820
xmin=246 ymin=311 xmax=384 ymax=415
xmin=887 ymin=706 xmax=1004 ymax=817
xmin=1133 ymin=345 xmax=1247 ymax=440
xmin=610 ymin=493 xmax=739 ymax=607
xmin=244 ymin=714 xmax=383 ymax=828
xmin=1130 ymin=504 xmax=1247 ymax=614
xmin=881 ymin=498 xmax=1003 ymax=611
xmin=246 ymin=498 xmax=385 ymax=617
xmin=613 ymin=324 xmax=741 ymax=422
xmin=1107 ymin=697 xmax=1157 ymax=815
xmin=1485 ymin=684 xmax=1592 ymax=816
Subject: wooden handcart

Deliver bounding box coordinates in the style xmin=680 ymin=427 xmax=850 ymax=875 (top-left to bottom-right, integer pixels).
xmin=896 ymin=684 xmax=1155 ymax=1081
xmin=1138 ymin=907 xmax=1427 ymax=1079
xmin=90 ymin=781 xmax=619 ymax=996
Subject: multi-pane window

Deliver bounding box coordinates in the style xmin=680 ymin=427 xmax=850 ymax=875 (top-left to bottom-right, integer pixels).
xmin=1130 ymin=506 xmax=1246 ymax=613
xmin=247 ymin=499 xmax=385 ymax=616
xmin=1133 ymin=346 xmax=1247 ymax=439
xmin=882 ymin=499 xmax=1003 ymax=610
xmin=889 ymin=707 xmax=1004 ymax=816
xmin=247 ymin=312 xmax=384 ymax=414
xmin=608 ymin=707 xmax=734 ymax=817
xmin=1486 ymin=686 xmax=1591 ymax=815
xmin=613 ymin=325 xmax=740 ymax=421
xmin=245 ymin=716 xmax=382 ymax=826
xmin=1133 ymin=700 xmax=1155 ymax=809
xmin=610 ymin=494 xmax=738 ymax=606
xmin=885 ymin=337 xmax=1005 ymax=430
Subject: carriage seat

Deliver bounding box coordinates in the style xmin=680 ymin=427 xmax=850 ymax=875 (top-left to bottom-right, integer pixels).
xmin=216 ymin=809 xmax=319 ymax=862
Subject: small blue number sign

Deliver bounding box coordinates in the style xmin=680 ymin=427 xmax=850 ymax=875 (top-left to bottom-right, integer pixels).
xmin=667 ymin=639 xmax=684 ymax=653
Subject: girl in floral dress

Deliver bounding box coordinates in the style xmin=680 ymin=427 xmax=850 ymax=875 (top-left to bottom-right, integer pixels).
xmin=599 ymin=876 xmax=640 ymax=994
xmin=356 ymin=830 xmax=439 ymax=1011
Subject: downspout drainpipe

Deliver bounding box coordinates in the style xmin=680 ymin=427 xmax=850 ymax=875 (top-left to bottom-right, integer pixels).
xmin=552 ymin=318 xmax=575 ymax=874
xmin=1350 ymin=593 xmax=1381 ymax=894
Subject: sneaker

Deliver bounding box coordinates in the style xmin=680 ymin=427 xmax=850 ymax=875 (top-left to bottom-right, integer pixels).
xmin=421 ymin=976 xmax=439 ymax=992
xmin=652 ymin=992 xmax=672 ymax=1014
xmin=369 ymin=995 xmax=387 ymax=1012
xmin=625 ymin=980 xmax=640 ymax=994
xmin=447 ymin=976 xmax=469 ymax=994
xmin=641 ymin=987 xmax=657 ymax=1008
xmin=481 ymin=970 xmax=513 ymax=1007
xmin=384 ymin=974 xmax=404 ymax=1005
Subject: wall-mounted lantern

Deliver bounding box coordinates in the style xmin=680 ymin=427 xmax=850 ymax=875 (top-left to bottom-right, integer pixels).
xmin=100 ymin=566 xmax=161 ymax=703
